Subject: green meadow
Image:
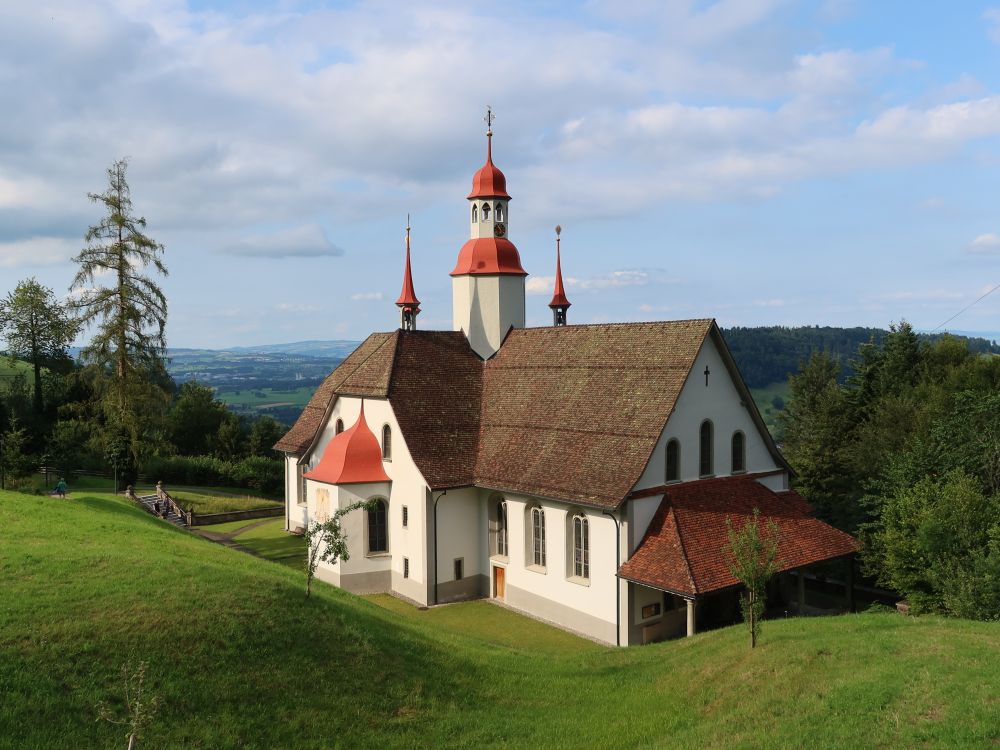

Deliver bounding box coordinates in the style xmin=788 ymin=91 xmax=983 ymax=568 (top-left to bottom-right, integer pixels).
xmin=1 ymin=490 xmax=998 ymax=749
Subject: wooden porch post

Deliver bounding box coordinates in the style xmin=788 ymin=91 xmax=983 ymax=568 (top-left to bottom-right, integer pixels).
xmin=845 ymin=557 xmax=855 ymax=613
xmin=686 ymin=598 xmax=697 ymax=637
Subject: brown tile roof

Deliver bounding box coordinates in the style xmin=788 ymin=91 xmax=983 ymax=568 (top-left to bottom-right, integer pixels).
xmin=273 ymin=332 xmax=398 ymax=453
xmin=276 ymin=319 xmax=791 ymax=510
xmin=477 ymin=321 xmax=711 ymax=507
xmin=618 ymin=475 xmax=858 ymax=597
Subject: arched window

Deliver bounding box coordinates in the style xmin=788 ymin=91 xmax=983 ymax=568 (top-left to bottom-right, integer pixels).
xmin=496 ymin=499 xmax=508 ymax=557
xmin=367 ymin=499 xmax=387 ymax=554
xmin=495 ymin=203 xmax=504 ymax=222
xmin=382 ymin=424 xmax=391 ymax=460
xmin=699 ymin=420 xmax=714 ymax=477
xmin=335 ymin=418 xmax=344 ymax=435
xmin=572 ymin=513 xmax=590 ymax=579
xmin=666 ymin=439 xmax=680 ymax=482
xmin=482 ymin=202 xmax=490 ymax=220
xmin=471 ymin=204 xmax=478 ymax=223
xmin=731 ymin=431 xmax=746 ymax=474
xmin=528 ymin=506 xmax=546 ymax=567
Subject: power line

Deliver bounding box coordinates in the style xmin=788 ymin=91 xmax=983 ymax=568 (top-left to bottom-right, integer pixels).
xmin=932 ymin=281 xmax=1000 ymax=332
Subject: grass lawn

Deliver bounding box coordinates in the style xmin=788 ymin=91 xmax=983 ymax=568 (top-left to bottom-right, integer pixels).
xmin=2 ymin=489 xmax=999 ymax=749
xmin=24 ymin=472 xmax=281 ymax=512
xmin=197 ymin=517 xmax=306 ymax=570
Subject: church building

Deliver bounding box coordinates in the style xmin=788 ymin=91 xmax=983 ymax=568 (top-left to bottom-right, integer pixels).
xmin=274 ymin=120 xmax=857 ymax=646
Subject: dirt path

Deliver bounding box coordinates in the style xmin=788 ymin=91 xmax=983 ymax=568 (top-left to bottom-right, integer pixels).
xmin=191 ymin=517 xmax=280 ymax=556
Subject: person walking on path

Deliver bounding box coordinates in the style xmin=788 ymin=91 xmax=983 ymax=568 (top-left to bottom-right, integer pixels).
xmin=54 ymin=478 xmax=68 ymax=499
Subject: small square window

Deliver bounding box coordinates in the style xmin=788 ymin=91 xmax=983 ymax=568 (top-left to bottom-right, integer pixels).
xmin=403 ymin=557 xmax=409 ymax=579
xmin=402 ymin=505 xmax=408 ymax=528
xmin=454 ymin=558 xmax=464 ymax=581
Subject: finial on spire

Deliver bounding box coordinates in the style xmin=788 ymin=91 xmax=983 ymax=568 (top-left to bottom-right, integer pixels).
xmin=549 ymin=224 xmax=571 ymax=326
xmin=484 ymin=105 xmax=495 ymax=135
xmin=396 ymin=214 xmax=420 ymax=331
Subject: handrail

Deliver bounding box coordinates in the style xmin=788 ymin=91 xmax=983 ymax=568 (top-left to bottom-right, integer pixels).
xmin=156 ymin=482 xmax=193 ymax=526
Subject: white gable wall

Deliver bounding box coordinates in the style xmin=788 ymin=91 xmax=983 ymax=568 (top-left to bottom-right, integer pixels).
xmin=628 ymin=333 xmax=782 ymax=550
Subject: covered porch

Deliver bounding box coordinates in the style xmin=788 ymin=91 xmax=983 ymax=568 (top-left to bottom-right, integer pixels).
xmin=618 ymin=476 xmax=859 ymax=644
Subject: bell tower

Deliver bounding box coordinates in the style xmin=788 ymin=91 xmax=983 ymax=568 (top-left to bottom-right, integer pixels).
xmin=451 ymin=109 xmax=527 ymax=359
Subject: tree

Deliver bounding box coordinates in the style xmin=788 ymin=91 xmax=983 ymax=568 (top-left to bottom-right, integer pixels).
xmin=1 ymin=416 xmax=33 ymax=490
xmin=167 ymin=382 xmax=227 ymax=456
xmin=726 ymin=508 xmax=779 ymax=649
xmin=304 ymin=500 xmax=372 ymax=598
xmin=0 ymin=278 xmax=78 ymax=414
xmin=213 ymin=413 xmax=246 ymax=460
xmin=70 ymin=158 xmax=170 ymax=478
xmin=247 ymin=416 xmax=284 ymax=458
xmin=780 ymin=351 xmax=863 ymax=532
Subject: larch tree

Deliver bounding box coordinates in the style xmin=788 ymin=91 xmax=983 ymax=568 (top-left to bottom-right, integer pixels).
xmin=0 ymin=278 xmax=79 ymax=414
xmin=70 ymin=158 xmax=170 ymax=477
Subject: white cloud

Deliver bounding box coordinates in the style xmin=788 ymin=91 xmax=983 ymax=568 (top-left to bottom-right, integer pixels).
xmin=274 ymin=302 xmax=321 ymax=313
xmin=969 ymin=233 xmax=1000 ymax=254
xmin=526 ymin=269 xmax=652 ymax=295
xmin=221 ymin=225 xmax=343 ymax=258
xmin=985 ymin=8 xmax=1000 ymax=43
xmin=350 ymin=291 xmax=383 ymax=301
xmin=0 ymin=236 xmax=77 ymax=268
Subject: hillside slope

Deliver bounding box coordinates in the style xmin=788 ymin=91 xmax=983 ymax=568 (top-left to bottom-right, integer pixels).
xmin=1 ymin=491 xmax=998 ymax=749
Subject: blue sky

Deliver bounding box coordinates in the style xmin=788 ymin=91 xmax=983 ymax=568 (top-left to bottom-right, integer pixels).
xmin=1 ymin=0 xmax=999 ymax=348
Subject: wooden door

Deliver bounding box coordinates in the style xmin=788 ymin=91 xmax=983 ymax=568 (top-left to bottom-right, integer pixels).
xmin=494 ymin=566 xmax=505 ymax=599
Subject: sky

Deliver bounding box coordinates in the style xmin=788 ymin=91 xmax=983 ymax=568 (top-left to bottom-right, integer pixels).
xmin=2 ymin=0 xmax=1000 ymax=348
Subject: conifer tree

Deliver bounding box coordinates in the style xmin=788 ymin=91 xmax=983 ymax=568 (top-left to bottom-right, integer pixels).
xmin=71 ymin=158 xmax=170 ymax=477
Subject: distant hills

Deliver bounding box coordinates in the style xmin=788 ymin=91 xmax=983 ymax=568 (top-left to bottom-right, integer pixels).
xmin=223 ymin=340 xmax=363 ymax=358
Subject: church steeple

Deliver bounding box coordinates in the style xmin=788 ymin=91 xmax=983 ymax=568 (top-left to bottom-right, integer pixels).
xmin=396 ymin=216 xmax=420 ymax=331
xmin=549 ymin=225 xmax=570 ymax=326
xmin=451 ymin=109 xmax=527 ymax=359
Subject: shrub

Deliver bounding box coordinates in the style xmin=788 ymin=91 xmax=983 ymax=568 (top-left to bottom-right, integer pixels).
xmin=864 ymin=469 xmax=1000 ymax=619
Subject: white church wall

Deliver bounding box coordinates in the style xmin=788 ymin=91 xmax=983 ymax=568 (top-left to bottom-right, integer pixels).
xmin=285 ymin=455 xmax=310 ymax=533
xmin=493 ymin=492 xmax=618 ymax=644
xmin=434 ymin=487 xmax=487 ymax=603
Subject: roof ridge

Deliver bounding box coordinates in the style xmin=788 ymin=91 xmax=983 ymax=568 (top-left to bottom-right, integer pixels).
xmin=665 ymin=497 xmax=699 ymax=595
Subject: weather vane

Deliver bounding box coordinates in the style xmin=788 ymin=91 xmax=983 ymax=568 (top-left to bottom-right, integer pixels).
xmin=484 ymin=105 xmax=495 ymax=134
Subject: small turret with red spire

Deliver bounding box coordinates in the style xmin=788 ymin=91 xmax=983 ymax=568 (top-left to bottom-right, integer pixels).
xmin=396 ymin=216 xmax=420 ymax=331
xmin=549 ymin=225 xmax=571 ymax=326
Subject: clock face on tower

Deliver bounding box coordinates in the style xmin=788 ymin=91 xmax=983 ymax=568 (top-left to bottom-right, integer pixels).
xmin=494 ymin=222 xmax=506 ymax=238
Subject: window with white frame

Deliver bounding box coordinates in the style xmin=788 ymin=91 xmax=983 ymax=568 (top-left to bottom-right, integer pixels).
xmin=529 ymin=506 xmax=546 ymax=567
xmin=381 ymin=424 xmax=391 ymax=460
xmin=298 ymin=464 xmax=307 ymax=506
xmin=367 ymin=499 xmax=388 ymax=554
xmin=496 ymin=499 xmax=508 ymax=557
xmin=572 ymin=513 xmax=590 ymax=580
